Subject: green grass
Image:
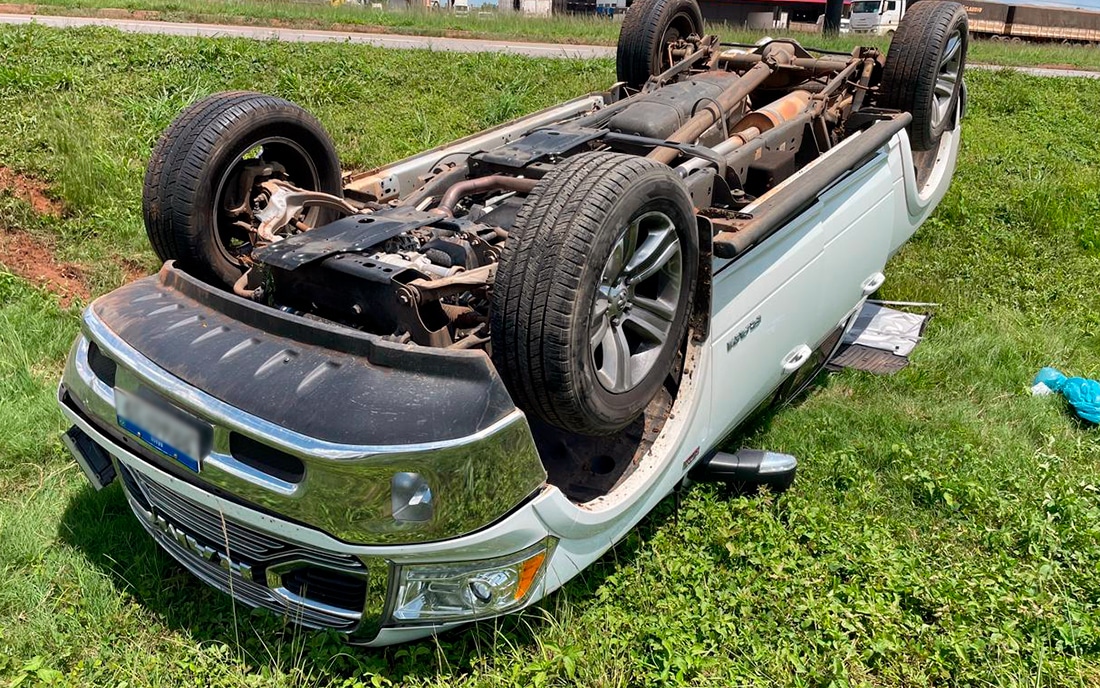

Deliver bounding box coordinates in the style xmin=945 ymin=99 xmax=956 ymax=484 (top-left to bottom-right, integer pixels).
xmin=1 ymin=22 xmax=1100 ymax=687
xmin=12 ymin=0 xmax=1100 ymax=70
xmin=16 ymin=0 xmax=629 ymax=44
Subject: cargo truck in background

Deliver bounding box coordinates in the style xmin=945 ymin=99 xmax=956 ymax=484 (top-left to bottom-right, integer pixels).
xmin=851 ymin=0 xmax=1100 ymax=42
xmin=967 ymin=1 xmax=1100 ymax=42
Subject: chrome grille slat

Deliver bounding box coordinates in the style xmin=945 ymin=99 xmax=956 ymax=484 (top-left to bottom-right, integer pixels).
xmin=141 ymin=518 xmax=359 ymax=632
xmin=139 ymin=478 xmax=285 ymax=559
xmin=117 ymin=464 xmax=365 ymax=632
xmin=129 ymin=467 xmax=360 ymax=570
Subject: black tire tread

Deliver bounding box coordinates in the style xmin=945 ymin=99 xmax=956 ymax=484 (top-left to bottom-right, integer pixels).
xmin=492 ymin=152 xmax=695 ymax=435
xmin=616 ymin=0 xmax=704 ymax=88
xmin=143 ymin=92 xmax=260 ymax=264
xmin=142 ymin=92 xmax=341 ymax=285
xmin=878 ymin=1 xmax=968 ymax=151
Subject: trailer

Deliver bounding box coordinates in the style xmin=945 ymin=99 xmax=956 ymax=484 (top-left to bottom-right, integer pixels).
xmin=972 ymin=1 xmax=1100 ymax=42
xmin=851 ymin=0 xmax=1100 ymax=42
xmin=963 ymin=0 xmax=1012 ymax=34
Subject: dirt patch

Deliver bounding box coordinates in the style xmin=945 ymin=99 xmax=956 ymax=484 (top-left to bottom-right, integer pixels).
xmin=118 ymin=256 xmax=150 ymax=283
xmin=0 ymin=166 xmax=63 ymax=217
xmin=0 ymin=170 xmax=146 ymax=303
xmin=1034 ymin=63 xmax=1085 ymax=71
xmin=0 ymin=230 xmax=90 ymax=307
xmin=94 ymin=7 xmax=159 ymax=20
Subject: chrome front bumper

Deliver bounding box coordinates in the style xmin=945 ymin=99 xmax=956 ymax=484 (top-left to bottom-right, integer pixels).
xmin=61 ymin=297 xmax=545 ymax=545
xmin=61 ymin=396 xmax=555 ymax=641
xmin=58 ymin=293 xmax=551 ymax=639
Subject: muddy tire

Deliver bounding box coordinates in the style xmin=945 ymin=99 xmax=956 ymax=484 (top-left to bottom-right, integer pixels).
xmin=878 ymin=1 xmax=968 ymax=151
xmin=616 ymin=0 xmax=705 ymax=89
xmin=142 ymin=92 xmax=343 ymax=287
xmin=491 ymin=152 xmax=699 ymax=436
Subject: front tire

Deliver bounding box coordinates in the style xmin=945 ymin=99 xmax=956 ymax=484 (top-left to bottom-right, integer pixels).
xmin=491 ymin=152 xmax=699 ymax=436
xmin=142 ymin=92 xmax=343 ymax=287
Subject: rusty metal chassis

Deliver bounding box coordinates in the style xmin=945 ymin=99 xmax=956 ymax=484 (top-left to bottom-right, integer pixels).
xmin=257 ymin=38 xmax=889 ymax=348
xmin=341 ymin=40 xmax=877 ymax=205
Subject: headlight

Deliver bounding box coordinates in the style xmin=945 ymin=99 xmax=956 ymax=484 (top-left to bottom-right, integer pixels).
xmin=389 ymin=538 xmax=555 ymax=624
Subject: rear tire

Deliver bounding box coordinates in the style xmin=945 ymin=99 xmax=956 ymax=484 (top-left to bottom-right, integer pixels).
xmin=142 ymin=92 xmax=343 ymax=287
xmin=878 ymin=1 xmax=968 ymax=151
xmin=616 ymin=0 xmax=704 ymax=89
xmin=491 ymin=152 xmax=699 ymax=436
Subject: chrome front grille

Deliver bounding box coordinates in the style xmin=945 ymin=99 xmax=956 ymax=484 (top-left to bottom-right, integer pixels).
xmin=134 ymin=471 xmax=353 ymax=569
xmin=118 ymin=464 xmax=367 ymax=632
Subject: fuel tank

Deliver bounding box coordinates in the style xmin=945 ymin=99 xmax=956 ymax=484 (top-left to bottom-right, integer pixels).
xmin=607 ymin=73 xmax=744 ymax=144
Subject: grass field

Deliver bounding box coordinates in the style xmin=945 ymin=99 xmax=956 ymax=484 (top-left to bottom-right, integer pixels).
xmin=10 ymin=0 xmax=1100 ymax=70
xmin=2 ymin=22 xmax=1100 ymax=687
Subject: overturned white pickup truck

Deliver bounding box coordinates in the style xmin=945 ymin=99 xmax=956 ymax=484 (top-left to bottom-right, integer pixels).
xmin=57 ymin=0 xmax=967 ymax=645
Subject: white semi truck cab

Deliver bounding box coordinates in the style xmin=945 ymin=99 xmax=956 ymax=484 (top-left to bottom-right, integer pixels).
xmin=850 ymin=0 xmax=904 ymax=35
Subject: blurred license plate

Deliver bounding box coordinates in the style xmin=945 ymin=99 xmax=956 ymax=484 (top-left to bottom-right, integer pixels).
xmin=115 ymin=388 xmax=205 ymax=472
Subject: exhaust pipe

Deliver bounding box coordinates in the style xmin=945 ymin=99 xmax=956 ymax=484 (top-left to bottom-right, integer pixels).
xmin=648 ymin=42 xmax=803 ymax=166
xmin=711 ymin=90 xmax=815 ymax=153
xmin=433 ymin=175 xmax=539 ymax=217
xmin=730 ymin=90 xmax=813 ymax=134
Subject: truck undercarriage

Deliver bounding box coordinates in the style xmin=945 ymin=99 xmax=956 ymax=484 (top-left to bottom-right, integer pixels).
xmin=229 ymin=40 xmax=892 ymax=350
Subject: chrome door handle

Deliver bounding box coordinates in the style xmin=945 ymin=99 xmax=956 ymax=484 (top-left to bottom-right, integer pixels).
xmin=861 ymin=271 xmax=886 ymax=296
xmin=781 ymin=345 xmax=813 ymax=372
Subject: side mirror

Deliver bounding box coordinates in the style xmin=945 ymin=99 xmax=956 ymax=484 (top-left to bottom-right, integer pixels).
xmin=689 ymin=449 xmax=797 ymax=493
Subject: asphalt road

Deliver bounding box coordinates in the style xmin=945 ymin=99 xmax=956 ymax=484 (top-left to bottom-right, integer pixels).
xmin=3 ymin=12 xmax=1100 ymax=78
xmin=0 ymin=12 xmax=615 ymax=59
